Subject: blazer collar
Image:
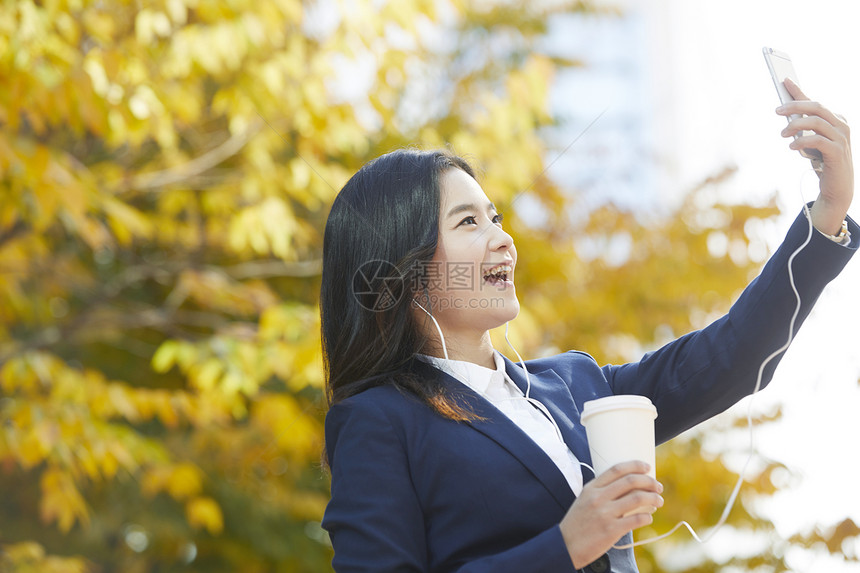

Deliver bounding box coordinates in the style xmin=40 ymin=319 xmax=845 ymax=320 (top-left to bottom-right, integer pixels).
xmin=410 ymin=357 xmax=590 ymax=510
xmin=500 ymin=355 xmax=593 ymax=473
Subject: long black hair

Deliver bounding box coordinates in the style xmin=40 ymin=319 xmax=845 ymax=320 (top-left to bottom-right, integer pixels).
xmin=320 ymin=148 xmax=477 ymax=420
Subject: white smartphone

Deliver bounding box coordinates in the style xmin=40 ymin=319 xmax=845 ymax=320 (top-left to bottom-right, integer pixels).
xmin=762 ymin=47 xmax=823 ymax=169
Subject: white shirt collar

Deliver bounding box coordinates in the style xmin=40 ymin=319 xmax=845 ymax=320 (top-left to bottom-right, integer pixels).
xmin=416 ymin=350 xmax=509 ymax=396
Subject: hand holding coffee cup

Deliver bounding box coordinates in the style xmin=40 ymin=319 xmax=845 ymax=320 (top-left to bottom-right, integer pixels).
xmin=581 ymin=395 xmax=659 ymax=517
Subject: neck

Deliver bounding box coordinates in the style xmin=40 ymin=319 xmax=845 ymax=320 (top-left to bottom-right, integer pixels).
xmin=424 ymin=330 xmax=496 ymax=369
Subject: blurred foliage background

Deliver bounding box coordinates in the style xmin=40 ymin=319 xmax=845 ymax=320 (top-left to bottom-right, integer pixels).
xmin=1 ymin=0 xmax=857 ymax=571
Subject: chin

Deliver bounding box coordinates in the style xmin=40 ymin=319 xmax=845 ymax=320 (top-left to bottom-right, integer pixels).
xmin=488 ymin=296 xmax=520 ymax=327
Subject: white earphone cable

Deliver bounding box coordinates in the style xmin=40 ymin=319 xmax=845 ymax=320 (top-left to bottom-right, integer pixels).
xmin=413 ymin=297 xmax=449 ymax=360
xmin=613 ymin=168 xmax=817 ymax=550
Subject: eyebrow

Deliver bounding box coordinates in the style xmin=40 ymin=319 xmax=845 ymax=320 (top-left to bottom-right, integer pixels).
xmin=445 ymin=202 xmax=497 ymax=219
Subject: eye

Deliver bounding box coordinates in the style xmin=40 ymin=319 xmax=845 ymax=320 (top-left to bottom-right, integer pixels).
xmin=492 ymin=213 xmax=504 ymax=225
xmin=457 ymin=216 xmax=477 ymax=226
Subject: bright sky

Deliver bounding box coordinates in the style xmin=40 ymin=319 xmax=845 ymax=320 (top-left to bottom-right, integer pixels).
xmin=627 ymin=1 xmax=860 ymax=570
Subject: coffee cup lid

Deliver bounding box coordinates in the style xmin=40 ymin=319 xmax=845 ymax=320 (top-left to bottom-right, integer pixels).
xmin=581 ymin=394 xmax=657 ymax=423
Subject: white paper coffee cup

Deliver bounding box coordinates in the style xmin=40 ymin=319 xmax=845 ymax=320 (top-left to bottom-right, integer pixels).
xmin=581 ymin=395 xmax=658 ymax=515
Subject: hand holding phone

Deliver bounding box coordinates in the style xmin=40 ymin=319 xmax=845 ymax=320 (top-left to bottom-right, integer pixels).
xmin=762 ymin=47 xmax=824 ymax=170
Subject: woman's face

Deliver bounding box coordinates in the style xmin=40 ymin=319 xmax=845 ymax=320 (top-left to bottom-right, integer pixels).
xmin=418 ymin=168 xmax=519 ymax=337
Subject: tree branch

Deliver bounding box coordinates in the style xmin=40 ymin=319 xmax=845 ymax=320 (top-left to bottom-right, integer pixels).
xmin=100 ymin=259 xmax=323 ymax=298
xmin=222 ymin=259 xmax=322 ymax=279
xmin=129 ymin=120 xmax=263 ymax=191
xmin=0 ymin=220 xmax=29 ymax=249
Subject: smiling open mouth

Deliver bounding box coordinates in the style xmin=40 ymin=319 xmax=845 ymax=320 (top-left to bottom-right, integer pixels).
xmin=482 ymin=264 xmax=512 ymax=286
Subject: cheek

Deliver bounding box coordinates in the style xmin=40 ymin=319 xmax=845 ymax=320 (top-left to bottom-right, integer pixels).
xmin=434 ymin=240 xmax=478 ymax=276
xmin=425 ymin=248 xmax=484 ymax=297
xmin=444 ymin=262 xmax=481 ymax=294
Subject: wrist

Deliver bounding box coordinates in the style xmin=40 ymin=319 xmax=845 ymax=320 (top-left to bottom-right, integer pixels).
xmin=804 ymin=204 xmax=851 ymax=246
xmin=809 ymin=199 xmax=848 ymax=236
xmin=818 ymin=219 xmax=851 ymax=246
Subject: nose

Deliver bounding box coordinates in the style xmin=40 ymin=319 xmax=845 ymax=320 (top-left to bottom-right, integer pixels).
xmin=488 ymin=224 xmax=514 ymax=253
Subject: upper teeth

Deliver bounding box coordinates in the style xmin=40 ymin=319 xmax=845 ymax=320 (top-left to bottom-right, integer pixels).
xmin=484 ymin=264 xmax=512 ymax=280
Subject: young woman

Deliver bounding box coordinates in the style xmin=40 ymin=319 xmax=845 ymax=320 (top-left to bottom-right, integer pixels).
xmin=320 ymin=82 xmax=855 ymax=572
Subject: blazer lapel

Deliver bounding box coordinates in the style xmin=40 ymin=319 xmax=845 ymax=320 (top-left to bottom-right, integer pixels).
xmin=410 ymin=359 xmax=577 ymax=511
xmin=502 ymin=356 xmax=595 ymax=482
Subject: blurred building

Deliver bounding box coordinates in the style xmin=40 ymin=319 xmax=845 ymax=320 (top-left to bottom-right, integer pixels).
xmin=542 ymin=0 xmax=678 ymax=210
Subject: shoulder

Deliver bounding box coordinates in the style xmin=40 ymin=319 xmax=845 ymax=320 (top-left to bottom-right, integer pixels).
xmin=324 ymin=372 xmax=447 ymax=458
xmin=324 ymin=386 xmax=413 ymax=471
xmin=324 ymin=373 xmax=478 ymax=481
xmin=326 ymin=362 xmax=438 ymax=421
xmin=326 ymin=384 xmax=422 ymax=433
xmin=524 ymin=349 xmax=606 ymax=376
xmin=520 ymin=350 xmax=617 ymax=397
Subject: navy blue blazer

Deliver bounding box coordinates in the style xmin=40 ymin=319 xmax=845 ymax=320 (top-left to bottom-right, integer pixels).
xmin=323 ymin=210 xmax=857 ymax=573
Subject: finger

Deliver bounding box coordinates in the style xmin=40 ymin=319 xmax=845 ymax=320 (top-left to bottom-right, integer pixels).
xmin=788 ymin=133 xmax=841 ymax=158
xmin=620 ymin=510 xmax=655 ymax=532
xmin=613 ymin=490 xmax=664 ymax=518
xmin=591 ymin=460 xmax=651 ymax=487
xmin=782 ymin=115 xmax=845 ymax=143
xmin=602 ymin=474 xmax=663 ymax=502
xmin=783 ymin=77 xmax=809 ymax=101
xmin=778 ymin=100 xmax=848 ymax=130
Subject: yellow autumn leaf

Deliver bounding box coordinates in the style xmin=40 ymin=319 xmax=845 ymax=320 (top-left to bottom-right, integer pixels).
xmin=107 ymin=384 xmax=139 ymax=421
xmin=185 ymin=496 xmax=223 ymax=534
xmin=141 ymin=465 xmax=170 ymax=498
xmin=103 ymin=197 xmax=154 ymax=244
xmin=151 ymin=340 xmax=178 ymax=373
xmin=154 ymin=392 xmax=179 ymax=428
xmin=39 ymin=467 xmax=89 ymax=533
xmin=166 ymin=463 xmax=203 ymax=501
xmin=191 ymin=358 xmax=223 ymax=391
xmin=1 ymin=541 xmax=46 ymax=562
xmin=74 ymin=445 xmax=100 ymax=480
